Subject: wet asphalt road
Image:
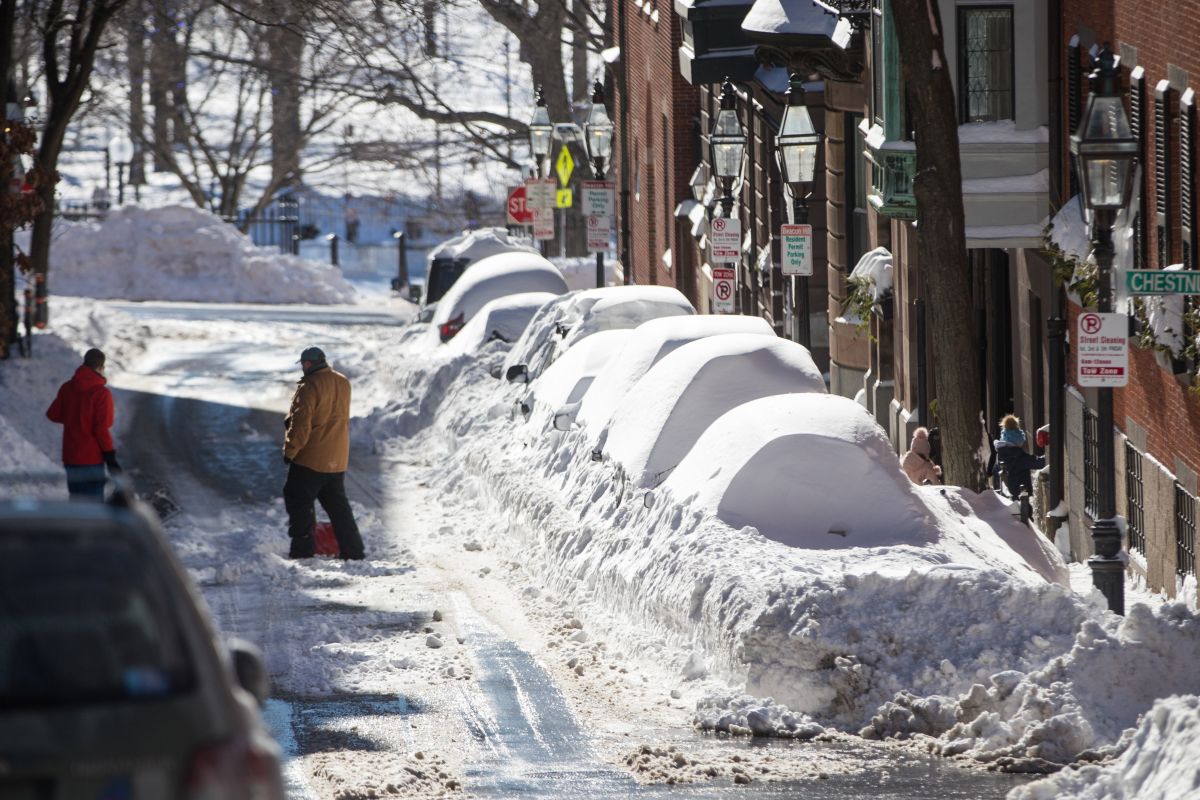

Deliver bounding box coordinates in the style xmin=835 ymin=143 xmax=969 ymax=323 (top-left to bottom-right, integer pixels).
xmin=113 ymin=302 xmax=1033 ymax=799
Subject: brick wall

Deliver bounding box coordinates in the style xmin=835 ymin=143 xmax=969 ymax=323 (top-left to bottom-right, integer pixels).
xmin=611 ymin=0 xmax=701 ymax=294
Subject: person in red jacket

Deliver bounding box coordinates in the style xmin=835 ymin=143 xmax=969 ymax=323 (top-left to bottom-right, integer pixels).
xmin=46 ymin=348 xmax=121 ymax=499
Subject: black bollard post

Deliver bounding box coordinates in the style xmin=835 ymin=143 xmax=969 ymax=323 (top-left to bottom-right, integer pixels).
xmin=327 ymin=233 xmax=339 ymax=267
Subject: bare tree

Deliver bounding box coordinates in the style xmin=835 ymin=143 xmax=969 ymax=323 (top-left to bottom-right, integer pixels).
xmin=27 ymin=0 xmax=130 ymax=325
xmin=891 ymin=0 xmax=987 ymax=490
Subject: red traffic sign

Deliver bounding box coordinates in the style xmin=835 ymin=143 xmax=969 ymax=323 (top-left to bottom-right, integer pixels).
xmin=507 ymin=185 xmax=533 ymax=225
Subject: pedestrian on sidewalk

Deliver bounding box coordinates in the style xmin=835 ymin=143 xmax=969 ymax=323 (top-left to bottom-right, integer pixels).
xmin=45 ymin=348 xmax=121 ymax=500
xmin=993 ymin=414 xmax=1045 ymax=499
xmin=282 ymin=346 xmax=365 ymax=560
xmin=901 ymin=426 xmax=942 ymax=486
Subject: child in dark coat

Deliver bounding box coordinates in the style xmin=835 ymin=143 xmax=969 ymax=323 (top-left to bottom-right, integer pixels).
xmin=994 ymin=414 xmax=1045 ymax=498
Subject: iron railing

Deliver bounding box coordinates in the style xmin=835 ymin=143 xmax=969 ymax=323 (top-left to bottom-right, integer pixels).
xmin=1125 ymin=442 xmax=1145 ymax=554
xmin=1084 ymin=408 xmax=1100 ymax=518
xmin=1176 ymin=483 xmax=1197 ymax=576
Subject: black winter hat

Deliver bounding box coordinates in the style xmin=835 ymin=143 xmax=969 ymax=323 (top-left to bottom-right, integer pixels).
xmin=298 ymin=346 xmax=326 ymax=363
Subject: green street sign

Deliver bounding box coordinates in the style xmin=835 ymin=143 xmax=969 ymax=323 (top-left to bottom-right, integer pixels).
xmin=1125 ymin=269 xmax=1200 ymax=295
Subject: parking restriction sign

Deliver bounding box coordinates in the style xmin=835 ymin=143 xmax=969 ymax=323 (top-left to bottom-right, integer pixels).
xmin=712 ymin=267 xmax=736 ymax=313
xmin=710 ymin=217 xmax=741 ymax=264
xmin=1076 ymin=312 xmax=1128 ymax=387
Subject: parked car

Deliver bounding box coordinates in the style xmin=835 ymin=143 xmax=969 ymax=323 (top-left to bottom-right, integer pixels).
xmin=598 ymin=334 xmax=827 ymax=487
xmin=419 ymin=228 xmax=540 ymax=321
xmin=517 ymin=329 xmax=635 ymax=430
xmin=575 ymin=314 xmax=775 ymax=432
xmin=444 ymin=291 xmax=560 ymax=357
xmin=501 ymin=285 xmax=694 ymax=384
xmin=431 ymin=252 xmax=568 ymax=343
xmin=0 ymin=489 xmax=284 ymax=799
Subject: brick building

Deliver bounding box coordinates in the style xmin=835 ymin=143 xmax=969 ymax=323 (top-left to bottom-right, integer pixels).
xmin=1058 ymin=0 xmax=1200 ymax=593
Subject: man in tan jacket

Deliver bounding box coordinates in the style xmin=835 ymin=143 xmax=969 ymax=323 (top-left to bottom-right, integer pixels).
xmin=282 ymin=346 xmax=364 ymax=559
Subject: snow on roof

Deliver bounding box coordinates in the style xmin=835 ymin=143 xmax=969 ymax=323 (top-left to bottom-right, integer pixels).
xmin=525 ymin=329 xmax=634 ymax=430
xmin=602 ymin=334 xmax=826 ymax=487
xmin=663 ymin=394 xmax=930 ymax=547
xmin=431 ymin=252 xmax=567 ymax=329
xmin=427 ymin=227 xmax=537 ymax=264
xmin=741 ymin=0 xmax=838 ymax=39
xmin=848 ymin=246 xmax=893 ymax=300
xmin=576 ymin=315 xmax=775 ymax=432
xmin=443 ymin=291 xmax=559 ymax=356
xmin=44 ymin=204 xmax=356 ymax=304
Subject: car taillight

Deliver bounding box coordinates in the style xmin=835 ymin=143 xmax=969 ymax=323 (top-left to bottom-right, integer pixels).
xmin=186 ymin=737 xmax=283 ymax=800
xmin=439 ymin=312 xmax=465 ymax=342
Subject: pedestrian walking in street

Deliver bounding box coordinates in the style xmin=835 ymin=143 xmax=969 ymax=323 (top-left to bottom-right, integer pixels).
xmin=282 ymin=346 xmax=365 ymax=560
xmin=993 ymin=414 xmax=1045 ymax=499
xmin=901 ymin=426 xmax=942 ymax=486
xmin=45 ymin=348 xmax=121 ymax=500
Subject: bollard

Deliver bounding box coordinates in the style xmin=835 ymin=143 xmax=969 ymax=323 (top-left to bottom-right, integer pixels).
xmin=392 ymin=230 xmax=409 ymax=291
xmin=326 ymin=233 xmax=339 ymax=267
xmin=291 ymin=234 xmax=300 ymax=256
xmin=1019 ymin=491 xmax=1033 ymax=526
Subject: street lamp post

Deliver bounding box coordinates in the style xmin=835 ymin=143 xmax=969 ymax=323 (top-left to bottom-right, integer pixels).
xmin=528 ymin=87 xmax=553 ymax=180
xmin=710 ymin=79 xmax=746 ymax=217
xmin=585 ymin=82 xmax=614 ymax=288
xmin=109 ymin=135 xmax=134 ymax=206
xmin=1071 ymin=45 xmax=1137 ymax=616
xmin=775 ymin=73 xmax=822 ymax=350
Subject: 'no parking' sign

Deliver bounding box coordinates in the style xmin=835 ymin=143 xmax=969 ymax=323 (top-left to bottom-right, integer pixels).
xmin=712 ymin=267 xmax=736 ymax=313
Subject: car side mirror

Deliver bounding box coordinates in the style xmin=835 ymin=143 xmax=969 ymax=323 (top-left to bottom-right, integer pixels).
xmin=553 ymin=412 xmax=572 ymax=431
xmin=506 ymin=364 xmax=528 ymax=383
xmin=228 ymin=638 xmax=269 ymax=707
xmin=489 ymin=364 xmax=503 ymax=379
xmin=408 ymin=285 xmax=423 ymax=303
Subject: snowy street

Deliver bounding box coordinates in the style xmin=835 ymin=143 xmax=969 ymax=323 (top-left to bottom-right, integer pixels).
xmin=78 ymin=297 xmax=1034 ymax=799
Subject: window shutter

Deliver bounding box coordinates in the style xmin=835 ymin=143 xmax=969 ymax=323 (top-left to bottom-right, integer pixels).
xmin=1183 ymin=89 xmax=1196 ymax=271
xmin=1155 ymin=80 xmax=1173 ymax=267
xmin=1130 ymin=67 xmax=1148 ymax=270
xmin=1067 ymin=37 xmax=1081 ymax=196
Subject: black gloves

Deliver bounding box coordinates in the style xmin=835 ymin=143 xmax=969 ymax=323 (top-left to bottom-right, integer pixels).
xmin=102 ymin=450 xmax=122 ymax=474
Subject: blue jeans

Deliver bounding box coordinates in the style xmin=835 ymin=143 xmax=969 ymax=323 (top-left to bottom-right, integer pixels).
xmin=64 ymin=464 xmax=106 ymax=500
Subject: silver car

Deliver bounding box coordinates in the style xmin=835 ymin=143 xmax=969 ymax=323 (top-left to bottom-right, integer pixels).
xmin=0 ymin=490 xmax=283 ymax=799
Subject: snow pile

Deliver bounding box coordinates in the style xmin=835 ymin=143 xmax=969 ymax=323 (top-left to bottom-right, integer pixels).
xmin=849 ymin=247 xmax=893 ymax=301
xmin=521 ymin=329 xmax=633 ymax=430
xmin=864 ymin=600 xmax=1200 ymax=767
xmin=46 ymin=205 xmax=356 ymax=304
xmin=576 ymin=314 xmax=773 ymax=431
xmin=1009 ymin=695 xmax=1200 ymax=799
xmin=600 ymin=335 xmax=826 ymax=486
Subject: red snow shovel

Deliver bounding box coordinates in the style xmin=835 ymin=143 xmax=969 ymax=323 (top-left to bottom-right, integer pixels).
xmin=313 ymin=521 xmax=340 ymax=557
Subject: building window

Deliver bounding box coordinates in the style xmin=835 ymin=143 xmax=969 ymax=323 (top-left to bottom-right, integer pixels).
xmin=1125 ymin=442 xmax=1145 ymax=554
xmin=958 ymin=6 xmax=1014 ymax=122
xmin=848 ymin=112 xmax=869 ymax=267
xmin=1175 ymin=482 xmax=1196 ymax=576
xmin=1084 ymin=408 xmax=1099 ymax=518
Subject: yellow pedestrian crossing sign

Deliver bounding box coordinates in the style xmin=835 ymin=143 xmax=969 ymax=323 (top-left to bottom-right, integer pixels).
xmin=555 ymin=145 xmax=574 ymax=187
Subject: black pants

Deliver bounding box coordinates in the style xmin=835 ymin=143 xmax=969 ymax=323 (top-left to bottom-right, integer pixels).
xmin=283 ymin=463 xmax=365 ymax=559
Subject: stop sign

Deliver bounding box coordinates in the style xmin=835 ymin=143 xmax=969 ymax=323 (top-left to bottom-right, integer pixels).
xmin=507 ymin=185 xmax=533 ymax=225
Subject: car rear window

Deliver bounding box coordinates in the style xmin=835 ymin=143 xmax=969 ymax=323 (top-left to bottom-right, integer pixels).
xmin=0 ymin=531 xmax=196 ymax=709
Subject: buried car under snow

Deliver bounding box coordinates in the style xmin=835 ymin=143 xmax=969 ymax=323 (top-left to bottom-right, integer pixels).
xmin=501 ymin=285 xmax=694 ymax=384
xmin=418 ymin=227 xmax=540 ymax=317
xmin=596 ymin=333 xmax=826 ymax=487
xmin=516 ymin=329 xmax=635 ymax=431
xmin=430 ymin=252 xmax=568 ymax=343
xmin=443 ymin=291 xmax=560 ymax=357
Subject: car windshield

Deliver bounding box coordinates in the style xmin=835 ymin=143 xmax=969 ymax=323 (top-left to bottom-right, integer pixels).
xmin=0 ymin=531 xmax=196 ymax=709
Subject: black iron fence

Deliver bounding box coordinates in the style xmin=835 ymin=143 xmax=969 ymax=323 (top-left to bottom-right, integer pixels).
xmin=1084 ymin=409 xmax=1100 ymax=518
xmin=1176 ymin=482 xmax=1197 ymax=577
xmin=1125 ymin=442 xmax=1146 ymax=554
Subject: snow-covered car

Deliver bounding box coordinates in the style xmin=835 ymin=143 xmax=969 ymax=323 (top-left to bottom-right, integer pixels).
xmin=443 ymin=291 xmax=560 ymax=357
xmin=0 ymin=491 xmax=284 ymax=798
xmin=575 ymin=314 xmax=775 ymax=431
xmin=431 ymin=252 xmax=568 ymax=342
xmin=501 ymin=285 xmax=694 ymax=383
xmin=517 ymin=329 xmax=634 ymax=430
xmin=418 ymin=228 xmax=540 ymax=321
xmin=598 ymin=334 xmax=827 ymax=487
xmin=662 ymin=393 xmax=928 ymax=547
